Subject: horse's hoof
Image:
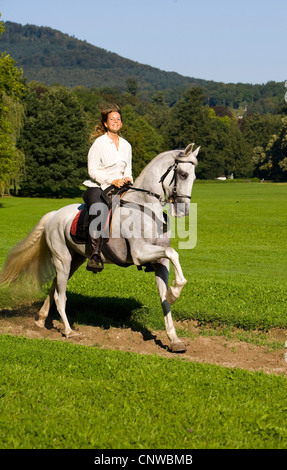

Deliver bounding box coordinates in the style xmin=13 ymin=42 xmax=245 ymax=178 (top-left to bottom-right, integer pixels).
xmin=65 ymin=330 xmax=81 ymax=339
xmin=35 ymin=319 xmax=45 ymax=329
xmin=170 ymin=341 xmax=187 ymax=353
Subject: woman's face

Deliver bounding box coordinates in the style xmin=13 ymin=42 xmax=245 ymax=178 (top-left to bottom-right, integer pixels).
xmin=105 ymin=112 xmax=122 ymax=133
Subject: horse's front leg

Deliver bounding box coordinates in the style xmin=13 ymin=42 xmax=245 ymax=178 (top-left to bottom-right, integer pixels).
xmin=154 ymin=259 xmax=187 ymax=353
xmin=164 ymin=247 xmax=187 ymax=305
xmin=130 ymin=240 xmax=187 ymax=305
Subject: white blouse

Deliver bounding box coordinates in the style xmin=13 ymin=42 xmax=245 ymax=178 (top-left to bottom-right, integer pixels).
xmin=83 ymin=133 xmax=133 ymax=190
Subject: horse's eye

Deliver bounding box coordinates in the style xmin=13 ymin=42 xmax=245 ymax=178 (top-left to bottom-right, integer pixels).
xmin=179 ymin=171 xmax=188 ymax=180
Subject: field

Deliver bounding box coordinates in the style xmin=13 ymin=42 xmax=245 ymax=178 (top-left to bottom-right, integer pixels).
xmin=0 ymin=181 xmax=287 ymax=449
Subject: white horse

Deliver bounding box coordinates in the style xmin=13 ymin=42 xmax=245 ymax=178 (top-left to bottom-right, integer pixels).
xmin=0 ymin=143 xmax=199 ymax=352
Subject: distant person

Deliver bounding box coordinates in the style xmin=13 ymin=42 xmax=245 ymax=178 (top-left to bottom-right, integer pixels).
xmin=82 ymin=104 xmax=133 ymax=273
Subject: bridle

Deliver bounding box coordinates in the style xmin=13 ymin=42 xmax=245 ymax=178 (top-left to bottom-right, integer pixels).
xmin=127 ymin=158 xmax=195 ymax=205
xmin=117 ymin=158 xmax=195 ymax=232
xmin=159 ymin=159 xmax=195 ymax=204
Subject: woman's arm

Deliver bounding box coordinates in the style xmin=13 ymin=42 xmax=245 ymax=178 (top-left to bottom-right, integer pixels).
xmin=123 ymin=145 xmax=133 ymax=183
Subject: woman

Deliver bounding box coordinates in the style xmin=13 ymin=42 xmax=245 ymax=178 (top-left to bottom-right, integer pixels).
xmin=83 ymin=104 xmax=133 ymax=273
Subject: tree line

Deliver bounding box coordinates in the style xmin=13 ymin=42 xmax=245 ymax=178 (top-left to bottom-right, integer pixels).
xmin=2 ymin=21 xmax=285 ymax=112
xmin=1 ymin=22 xmax=287 ymax=197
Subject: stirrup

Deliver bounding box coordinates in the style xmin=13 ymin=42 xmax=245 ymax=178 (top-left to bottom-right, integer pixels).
xmin=86 ymin=256 xmax=104 ymax=273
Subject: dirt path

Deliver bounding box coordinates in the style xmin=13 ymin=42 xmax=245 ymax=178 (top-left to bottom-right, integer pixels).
xmin=0 ymin=307 xmax=286 ymax=376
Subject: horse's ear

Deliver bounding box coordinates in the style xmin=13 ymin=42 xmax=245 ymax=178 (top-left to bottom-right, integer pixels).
xmin=184 ymin=143 xmax=194 ymax=156
xmin=193 ymin=146 xmax=200 ymax=157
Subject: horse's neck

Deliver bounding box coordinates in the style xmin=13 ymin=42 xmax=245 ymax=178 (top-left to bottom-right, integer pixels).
xmin=128 ymin=155 xmax=169 ymax=202
xmin=124 ymin=172 xmax=162 ymax=205
xmin=121 ymin=161 xmax=166 ymax=219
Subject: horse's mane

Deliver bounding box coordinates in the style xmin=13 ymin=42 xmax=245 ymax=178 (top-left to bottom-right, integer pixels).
xmin=135 ymin=149 xmax=198 ymax=186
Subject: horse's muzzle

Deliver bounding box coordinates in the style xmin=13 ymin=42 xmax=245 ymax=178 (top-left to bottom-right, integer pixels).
xmin=170 ymin=200 xmax=189 ymax=217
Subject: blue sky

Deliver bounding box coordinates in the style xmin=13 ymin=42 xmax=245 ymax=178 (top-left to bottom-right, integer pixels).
xmin=0 ymin=0 xmax=286 ymax=84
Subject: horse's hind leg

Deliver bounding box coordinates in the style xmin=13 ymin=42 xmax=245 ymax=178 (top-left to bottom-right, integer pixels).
xmin=52 ymin=254 xmax=76 ymax=337
xmin=35 ymin=277 xmax=56 ymax=328
xmin=54 ymin=252 xmax=86 ymax=337
xmin=35 ymin=253 xmax=85 ymax=330
xmin=154 ymin=259 xmax=186 ymax=353
xmin=35 ymin=265 xmax=72 ymax=337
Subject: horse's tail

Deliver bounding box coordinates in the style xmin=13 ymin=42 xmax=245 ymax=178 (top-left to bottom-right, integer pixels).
xmin=0 ymin=211 xmax=57 ymax=288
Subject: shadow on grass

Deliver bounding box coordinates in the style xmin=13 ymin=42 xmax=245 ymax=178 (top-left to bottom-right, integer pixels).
xmin=0 ymin=292 xmax=168 ymax=350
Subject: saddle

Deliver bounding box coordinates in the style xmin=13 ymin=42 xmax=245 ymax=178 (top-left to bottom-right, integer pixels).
xmin=70 ymin=184 xmax=168 ymax=271
xmin=70 ymin=204 xmax=89 ymax=244
xmin=70 ymin=185 xmax=127 ymax=245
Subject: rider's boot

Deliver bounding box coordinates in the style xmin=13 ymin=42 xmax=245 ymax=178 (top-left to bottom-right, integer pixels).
xmin=86 ymin=236 xmax=104 ymax=273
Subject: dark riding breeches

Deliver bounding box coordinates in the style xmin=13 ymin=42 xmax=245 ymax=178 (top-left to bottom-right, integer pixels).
xmin=82 ymin=186 xmax=103 ymax=211
xmin=82 ymin=187 xmax=109 ymax=239
xmin=82 ymin=187 xmax=107 ymax=270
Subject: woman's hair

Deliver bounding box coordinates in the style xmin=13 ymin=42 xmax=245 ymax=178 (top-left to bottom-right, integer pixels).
xmin=90 ymin=104 xmax=122 ymax=141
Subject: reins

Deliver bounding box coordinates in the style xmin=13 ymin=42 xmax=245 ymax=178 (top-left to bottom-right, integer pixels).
xmin=124 ymin=186 xmax=162 ymax=201
xmin=98 ymin=156 xmax=196 ymax=242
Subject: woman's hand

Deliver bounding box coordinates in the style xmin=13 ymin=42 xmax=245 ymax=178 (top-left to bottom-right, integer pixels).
xmin=112 ymin=177 xmax=132 ymax=188
xmin=111 ymin=178 xmax=125 ymax=188
xmin=124 ymin=177 xmax=132 ymax=185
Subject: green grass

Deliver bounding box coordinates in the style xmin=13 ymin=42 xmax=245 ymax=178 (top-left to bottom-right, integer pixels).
xmin=0 ymin=183 xmax=286 ymax=332
xmin=0 ymin=183 xmax=287 ymax=449
xmin=186 ymin=182 xmax=287 ymax=330
xmin=0 ymin=334 xmax=286 ymax=449
xmin=181 ymin=181 xmax=287 ymax=329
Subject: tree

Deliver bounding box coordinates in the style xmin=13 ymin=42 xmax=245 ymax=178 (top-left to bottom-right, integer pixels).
xmin=240 ymin=113 xmax=282 ymax=148
xmin=252 ymin=117 xmax=287 ymax=181
xmin=121 ymin=105 xmax=164 ymax=177
xmin=143 ymin=91 xmax=170 ymax=141
xmin=164 ymin=87 xmax=250 ymax=179
xmin=0 ymin=14 xmax=25 ymax=195
xmin=126 ymin=78 xmax=138 ymax=96
xmin=18 ymin=84 xmax=89 ymax=196
xmin=164 ymin=87 xmax=209 ymax=149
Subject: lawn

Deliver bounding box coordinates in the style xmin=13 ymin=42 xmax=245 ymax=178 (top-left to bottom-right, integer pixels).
xmin=0 ymin=181 xmax=286 ymax=449
xmin=0 ymin=334 xmax=286 ymax=449
xmin=1 ymin=181 xmax=286 ymax=332
xmin=175 ymin=181 xmax=287 ymax=330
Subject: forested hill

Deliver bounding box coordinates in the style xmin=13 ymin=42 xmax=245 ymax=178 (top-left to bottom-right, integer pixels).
xmin=0 ymin=21 xmax=201 ymax=93
xmin=0 ymin=21 xmax=285 ymax=112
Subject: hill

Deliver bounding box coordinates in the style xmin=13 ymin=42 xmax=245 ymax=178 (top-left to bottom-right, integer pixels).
xmin=0 ymin=21 xmax=285 ymax=111
xmin=0 ymin=21 xmax=202 ymax=93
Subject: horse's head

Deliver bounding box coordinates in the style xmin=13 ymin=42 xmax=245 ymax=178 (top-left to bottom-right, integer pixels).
xmin=130 ymin=143 xmax=199 ymax=217
xmin=162 ymin=143 xmax=200 ymax=217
